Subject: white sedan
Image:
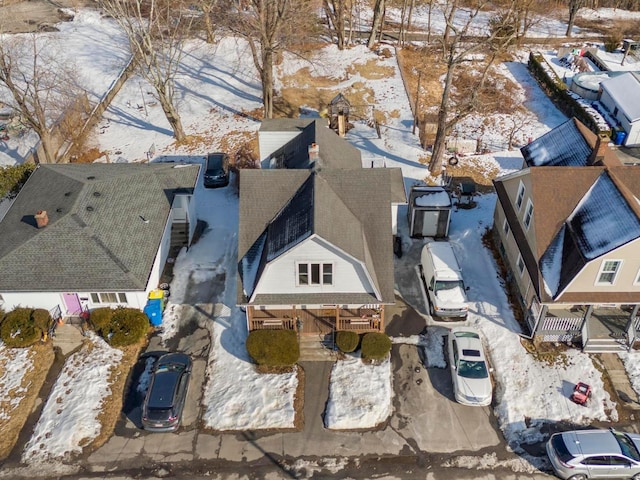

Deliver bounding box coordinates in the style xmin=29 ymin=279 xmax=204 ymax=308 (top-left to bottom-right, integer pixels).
xmin=447 ymin=327 xmax=492 ymax=406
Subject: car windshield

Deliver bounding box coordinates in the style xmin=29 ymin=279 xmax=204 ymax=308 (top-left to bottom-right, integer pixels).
xmin=434 ymin=280 xmax=464 ymax=293
xmin=457 ymin=359 xmax=488 ymax=379
xmin=614 ymin=432 xmax=640 ymax=461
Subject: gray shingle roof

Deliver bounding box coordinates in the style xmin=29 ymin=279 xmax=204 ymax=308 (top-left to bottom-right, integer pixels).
xmin=0 ymin=163 xmax=199 ymax=292
xmin=238 ymin=168 xmax=402 ymax=305
xmin=260 ymin=118 xmax=363 ymax=170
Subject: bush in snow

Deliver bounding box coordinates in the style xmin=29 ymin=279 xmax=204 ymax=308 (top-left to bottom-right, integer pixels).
xmin=31 ymin=309 xmax=52 ymax=334
xmin=246 ymin=329 xmax=299 ymax=366
xmin=105 ymin=308 xmax=149 ymax=347
xmin=0 ymin=307 xmax=40 ymax=347
xmin=336 ymin=331 xmax=360 ymax=353
xmin=89 ymin=307 xmax=114 ymax=334
xmin=361 ymin=332 xmax=391 ymax=362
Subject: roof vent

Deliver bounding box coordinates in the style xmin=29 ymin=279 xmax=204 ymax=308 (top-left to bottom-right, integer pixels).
xmin=87 ymin=176 xmax=96 ymax=180
xmin=93 ymin=191 xmax=101 ymax=197
xmin=56 ymin=208 xmax=63 ymax=213
xmin=34 ymin=210 xmax=48 ymax=228
xmin=64 ymin=192 xmax=71 ymax=197
xmin=86 ymin=206 xmax=94 ymax=212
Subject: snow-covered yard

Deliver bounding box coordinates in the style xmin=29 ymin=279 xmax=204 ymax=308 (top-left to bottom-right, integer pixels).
xmin=1 ymin=4 xmax=640 ymax=469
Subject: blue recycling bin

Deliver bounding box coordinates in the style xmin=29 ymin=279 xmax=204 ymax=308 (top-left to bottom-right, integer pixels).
xmin=144 ymin=299 xmax=163 ymax=326
xmin=615 ymin=131 xmax=627 ymax=145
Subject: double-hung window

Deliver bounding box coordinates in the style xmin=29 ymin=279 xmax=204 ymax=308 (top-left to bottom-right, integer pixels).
xmin=503 ymin=219 xmax=510 ymax=237
xmin=298 ymin=263 xmax=333 ymax=285
xmin=597 ymin=260 xmax=621 ymax=285
xmin=523 ymin=200 xmax=534 ymax=230
xmin=515 ymin=181 xmax=525 ymax=211
xmin=517 ymin=254 xmax=525 ymax=276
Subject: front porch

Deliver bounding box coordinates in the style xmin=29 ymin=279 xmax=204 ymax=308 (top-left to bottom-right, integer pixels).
xmin=527 ymin=301 xmax=640 ymax=352
xmin=247 ymin=305 xmax=384 ymax=335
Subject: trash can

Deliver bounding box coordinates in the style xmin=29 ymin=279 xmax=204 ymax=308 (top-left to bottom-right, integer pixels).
xmin=615 ymin=131 xmax=627 ymax=145
xmin=144 ymin=299 xmax=163 ymax=326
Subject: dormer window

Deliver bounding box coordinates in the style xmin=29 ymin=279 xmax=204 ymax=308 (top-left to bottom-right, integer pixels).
xmin=298 ymin=262 xmax=333 ymax=285
xmin=515 ymin=181 xmax=525 ymax=211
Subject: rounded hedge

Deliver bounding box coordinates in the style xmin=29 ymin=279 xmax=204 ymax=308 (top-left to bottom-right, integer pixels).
xmin=361 ymin=332 xmax=392 ymax=361
xmin=0 ymin=308 xmax=40 ymax=347
xmin=246 ymin=329 xmax=299 ymax=366
xmin=105 ymin=308 xmax=149 ymax=347
xmin=336 ymin=331 xmax=360 ymax=353
xmin=89 ymin=307 xmax=114 ymax=334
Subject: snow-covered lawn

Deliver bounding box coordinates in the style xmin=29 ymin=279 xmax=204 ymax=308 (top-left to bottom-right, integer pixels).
xmin=1 ymin=4 xmax=639 ymax=467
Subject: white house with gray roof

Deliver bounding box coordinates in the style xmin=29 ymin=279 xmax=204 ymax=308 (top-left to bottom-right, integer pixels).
xmin=0 ymin=163 xmax=199 ymax=319
xmin=599 ymin=72 xmax=640 ymax=146
xmin=239 ymin=120 xmax=406 ymax=339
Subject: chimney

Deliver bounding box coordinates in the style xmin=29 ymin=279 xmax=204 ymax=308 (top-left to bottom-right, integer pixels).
xmin=308 ymin=143 xmax=319 ymax=161
xmin=588 ymin=134 xmax=609 ymax=165
xmin=34 ymin=210 xmax=48 ymax=228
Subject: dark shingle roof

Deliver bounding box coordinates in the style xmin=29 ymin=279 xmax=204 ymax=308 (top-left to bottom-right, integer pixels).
xmin=238 ymin=168 xmax=402 ymax=305
xmin=521 ymin=118 xmax=593 ymax=167
xmin=0 ymin=163 xmax=199 ymax=292
xmin=259 ymin=118 xmax=363 ymax=170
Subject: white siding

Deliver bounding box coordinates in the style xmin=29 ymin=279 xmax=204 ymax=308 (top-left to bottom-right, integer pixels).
xmin=254 ymin=236 xmax=376 ymax=296
xmin=146 ymin=217 xmax=172 ymax=296
xmin=258 ymin=131 xmax=301 ymax=164
xmin=0 ymin=290 xmax=148 ymax=313
xmin=391 ymin=204 xmax=398 ymax=235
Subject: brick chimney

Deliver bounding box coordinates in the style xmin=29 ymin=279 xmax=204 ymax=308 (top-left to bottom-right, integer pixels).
xmin=308 ymin=143 xmax=319 ymax=161
xmin=34 ymin=210 xmax=48 ymax=228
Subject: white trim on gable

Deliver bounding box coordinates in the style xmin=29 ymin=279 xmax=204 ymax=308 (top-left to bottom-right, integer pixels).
xmin=250 ymin=234 xmax=382 ymax=302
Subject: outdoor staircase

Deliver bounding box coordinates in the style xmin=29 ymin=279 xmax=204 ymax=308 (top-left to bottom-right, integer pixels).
xmin=171 ymin=222 xmax=189 ymax=248
xmin=582 ymin=337 xmax=629 ymax=353
xmin=298 ymin=335 xmax=338 ymax=361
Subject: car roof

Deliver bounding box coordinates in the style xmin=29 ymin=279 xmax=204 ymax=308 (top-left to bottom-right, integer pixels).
xmin=206 ymin=152 xmax=226 ymax=168
xmin=451 ymin=329 xmax=485 ymax=359
xmin=147 ymin=369 xmax=182 ymax=409
xmin=560 ymin=430 xmax=622 ymax=456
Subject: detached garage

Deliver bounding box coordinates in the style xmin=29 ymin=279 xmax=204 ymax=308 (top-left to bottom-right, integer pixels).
xmin=407 ymin=185 xmax=452 ymax=238
xmin=599 ymin=72 xmax=640 ymax=147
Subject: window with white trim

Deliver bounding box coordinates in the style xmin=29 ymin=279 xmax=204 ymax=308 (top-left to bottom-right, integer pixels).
xmin=597 ymin=260 xmax=622 ymax=285
xmin=297 ymin=263 xmax=333 ymax=285
xmin=90 ymin=292 xmax=128 ymax=304
xmin=503 ymin=218 xmax=510 ymax=236
xmin=515 ymin=181 xmax=525 ymax=211
xmin=517 ymin=254 xmax=525 ymax=276
xmin=523 ymin=200 xmax=534 ymax=230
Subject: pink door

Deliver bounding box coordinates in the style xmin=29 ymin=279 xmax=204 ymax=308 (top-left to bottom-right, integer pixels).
xmin=62 ymin=293 xmax=82 ymax=315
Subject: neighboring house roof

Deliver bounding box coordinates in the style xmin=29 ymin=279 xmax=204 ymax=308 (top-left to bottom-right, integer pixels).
xmin=520 ymin=118 xmax=614 ymax=167
xmin=0 ymin=163 xmax=199 ymax=292
xmin=495 ymin=164 xmax=640 ymax=302
xmin=600 ymin=72 xmax=640 ymax=122
xmin=238 ymin=168 xmax=404 ymax=305
xmin=259 ymin=118 xmax=362 ymax=169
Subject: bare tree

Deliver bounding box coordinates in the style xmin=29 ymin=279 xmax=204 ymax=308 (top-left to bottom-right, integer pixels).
xmin=0 ymin=35 xmax=83 ymax=163
xmin=428 ymin=0 xmax=520 ymax=175
xmin=199 ymin=0 xmax=221 ymax=43
xmin=565 ymin=0 xmax=586 ymax=36
xmin=324 ymin=0 xmax=348 ymax=50
xmin=98 ymin=0 xmax=193 ymax=141
xmin=217 ymin=0 xmax=319 ymax=119
xmin=367 ymin=0 xmax=386 ymax=48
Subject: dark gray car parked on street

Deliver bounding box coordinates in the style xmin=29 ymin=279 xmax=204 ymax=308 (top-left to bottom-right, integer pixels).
xmin=141 ymin=352 xmax=192 ymax=432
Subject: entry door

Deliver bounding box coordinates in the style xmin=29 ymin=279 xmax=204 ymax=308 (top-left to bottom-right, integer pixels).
xmin=421 ymin=211 xmax=440 ymax=237
xmin=62 ymin=293 xmax=82 ymax=315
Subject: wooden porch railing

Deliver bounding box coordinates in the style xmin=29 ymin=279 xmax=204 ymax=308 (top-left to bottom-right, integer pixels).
xmin=247 ymin=306 xmax=384 ymax=332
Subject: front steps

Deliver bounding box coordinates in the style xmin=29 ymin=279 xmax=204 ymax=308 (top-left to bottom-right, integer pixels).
xmin=582 ymin=337 xmax=629 ymax=353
